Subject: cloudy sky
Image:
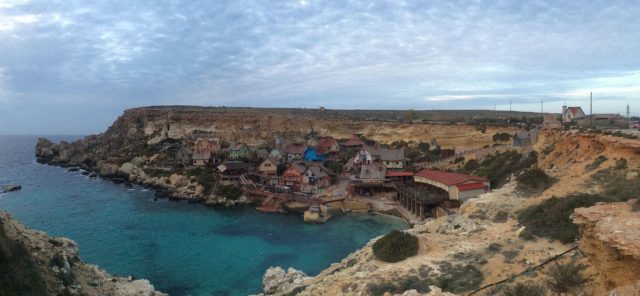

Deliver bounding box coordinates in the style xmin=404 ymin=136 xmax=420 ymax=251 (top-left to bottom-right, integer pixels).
xmin=0 ymin=0 xmax=639 ymax=134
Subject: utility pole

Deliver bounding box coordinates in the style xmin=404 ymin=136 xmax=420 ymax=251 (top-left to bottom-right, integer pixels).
xmin=590 ymin=92 xmax=593 ymax=129
xmin=627 ymin=103 xmax=630 ymax=120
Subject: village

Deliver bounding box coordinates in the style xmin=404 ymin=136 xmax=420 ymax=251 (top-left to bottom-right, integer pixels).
xmin=168 ymin=130 xmax=533 ymax=224
xmin=155 ymin=102 xmax=639 ymax=225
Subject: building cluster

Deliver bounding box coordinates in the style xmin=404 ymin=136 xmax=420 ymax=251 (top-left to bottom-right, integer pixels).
xmin=544 ymin=104 xmax=628 ymax=129
xmin=172 ymin=133 xmax=408 ymax=196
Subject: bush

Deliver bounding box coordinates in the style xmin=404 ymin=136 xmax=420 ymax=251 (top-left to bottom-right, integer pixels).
xmin=517 ymin=193 xmax=609 ymax=243
xmin=453 ymin=156 xmax=465 ymax=164
xmin=634 ymin=198 xmax=640 ymax=212
xmin=475 ymin=150 xmax=525 ymax=188
xmin=516 ymin=168 xmax=553 ymax=191
xmin=372 ymin=230 xmax=419 ymax=262
xmin=603 ymin=173 xmax=640 ymax=202
xmin=492 ymin=132 xmax=512 ymax=142
xmin=217 ymin=184 xmax=243 ymax=200
xmin=546 ymin=261 xmax=589 ymax=294
xmin=585 ymin=155 xmax=608 ymax=171
xmin=500 ymin=282 xmax=546 ymax=296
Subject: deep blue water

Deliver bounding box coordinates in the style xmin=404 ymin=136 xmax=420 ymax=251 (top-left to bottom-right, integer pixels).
xmin=0 ymin=135 xmax=407 ymax=296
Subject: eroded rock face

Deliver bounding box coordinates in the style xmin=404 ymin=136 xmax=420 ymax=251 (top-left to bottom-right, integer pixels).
xmin=262 ymin=266 xmax=310 ymax=295
xmin=572 ymin=201 xmax=640 ymax=292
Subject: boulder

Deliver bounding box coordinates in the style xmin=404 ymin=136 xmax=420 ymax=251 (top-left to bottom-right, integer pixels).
xmin=118 ymin=162 xmax=135 ymax=176
xmin=262 ymin=266 xmax=309 ymax=295
xmin=1 ymin=184 xmax=22 ymax=193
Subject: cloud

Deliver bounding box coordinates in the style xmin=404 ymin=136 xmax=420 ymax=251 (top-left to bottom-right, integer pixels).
xmin=0 ymin=0 xmax=639 ymax=133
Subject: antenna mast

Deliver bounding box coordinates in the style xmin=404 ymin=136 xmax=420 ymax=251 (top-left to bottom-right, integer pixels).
xmin=627 ymin=103 xmax=630 ymax=120
xmin=589 ymin=92 xmax=593 ymax=128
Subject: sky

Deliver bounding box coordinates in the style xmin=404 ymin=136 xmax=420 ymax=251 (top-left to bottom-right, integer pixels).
xmin=0 ymin=0 xmax=639 ymax=134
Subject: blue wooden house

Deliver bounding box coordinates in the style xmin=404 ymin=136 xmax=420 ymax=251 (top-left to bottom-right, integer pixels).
xmin=303 ymin=147 xmax=326 ymax=162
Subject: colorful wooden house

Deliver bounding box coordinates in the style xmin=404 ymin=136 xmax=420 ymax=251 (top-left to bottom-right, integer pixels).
xmin=317 ymin=137 xmax=340 ymax=157
xmin=228 ymin=143 xmax=249 ymax=160
xmin=303 ymin=147 xmax=326 ymax=162
xmin=258 ymin=158 xmax=278 ymax=176
xmin=282 ymin=163 xmax=306 ymax=192
xmin=269 ymin=148 xmax=282 ymax=160
xmin=286 ymin=142 xmax=307 ymax=161
xmin=301 ymin=164 xmax=332 ymax=194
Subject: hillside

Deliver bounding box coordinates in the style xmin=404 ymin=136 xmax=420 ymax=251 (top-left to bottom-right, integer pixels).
xmin=258 ymin=130 xmax=640 ymax=295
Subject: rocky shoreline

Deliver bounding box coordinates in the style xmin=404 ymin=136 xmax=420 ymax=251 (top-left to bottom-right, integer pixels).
xmin=0 ymin=210 xmax=166 ymax=296
xmin=35 ymin=138 xmax=253 ymax=208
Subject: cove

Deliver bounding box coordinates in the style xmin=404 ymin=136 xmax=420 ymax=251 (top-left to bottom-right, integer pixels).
xmin=0 ymin=136 xmax=408 ymax=295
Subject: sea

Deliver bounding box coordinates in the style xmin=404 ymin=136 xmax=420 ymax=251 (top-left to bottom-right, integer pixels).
xmin=0 ymin=135 xmax=407 ymax=296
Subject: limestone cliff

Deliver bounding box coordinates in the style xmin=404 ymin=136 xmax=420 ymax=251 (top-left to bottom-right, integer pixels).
xmin=572 ymin=201 xmax=640 ymax=294
xmin=0 ymin=210 xmax=166 ymax=296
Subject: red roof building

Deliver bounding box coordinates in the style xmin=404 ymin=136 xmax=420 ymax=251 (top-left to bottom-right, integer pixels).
xmin=414 ymin=169 xmax=490 ymax=201
xmin=342 ymin=134 xmax=365 ymax=149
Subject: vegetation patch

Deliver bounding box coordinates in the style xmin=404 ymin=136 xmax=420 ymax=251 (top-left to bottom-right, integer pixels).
xmin=585 ymin=155 xmax=608 ymax=171
xmin=468 ymin=150 xmax=536 ymax=188
xmin=217 ymin=184 xmax=243 ymax=200
xmin=498 ymin=282 xmax=547 ymax=296
xmin=492 ymin=132 xmax=512 ymax=142
xmin=633 ymin=198 xmax=640 ymax=212
xmin=546 ymin=261 xmax=589 ymax=295
xmin=517 ymin=193 xmax=609 ymax=243
xmin=366 ymin=263 xmax=483 ymax=296
xmin=372 ymin=230 xmax=419 ymax=263
xmin=516 ymin=168 xmax=554 ymax=192
xmin=0 ymin=223 xmax=48 ymax=295
xmin=186 ymin=167 xmax=215 ymax=192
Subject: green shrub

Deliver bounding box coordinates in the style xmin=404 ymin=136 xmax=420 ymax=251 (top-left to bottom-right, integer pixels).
xmin=500 ymin=282 xmax=546 ymax=296
xmin=541 ymin=145 xmax=555 ymax=155
xmin=453 ymin=156 xmax=465 ymax=164
xmin=435 ymin=263 xmax=483 ymax=293
xmin=475 ymin=150 xmax=525 ymax=188
xmin=462 ymin=159 xmax=479 ymax=173
xmin=546 ymin=261 xmax=589 ymax=294
xmin=517 ymin=193 xmax=609 ymax=243
xmin=217 ymin=184 xmax=243 ymax=200
xmin=372 ymin=230 xmax=419 ymax=263
xmin=614 ymin=158 xmax=628 ymax=170
xmin=516 ymin=168 xmax=553 ymax=191
xmin=634 ymin=198 xmax=640 ymax=212
xmin=585 ymin=155 xmax=608 ymax=171
xmin=492 ymin=132 xmax=512 ymax=142
xmin=603 ymin=173 xmax=640 ymax=202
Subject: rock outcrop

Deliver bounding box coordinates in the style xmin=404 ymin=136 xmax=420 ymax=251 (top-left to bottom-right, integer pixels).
xmin=572 ymin=200 xmax=640 ymax=293
xmin=0 ymin=184 xmax=21 ymax=193
xmin=0 ymin=210 xmax=166 ymax=296
xmin=261 ymin=266 xmax=310 ymax=295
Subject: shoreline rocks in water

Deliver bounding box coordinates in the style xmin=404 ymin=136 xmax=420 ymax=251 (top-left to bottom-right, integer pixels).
xmin=1 ymin=184 xmax=21 ymax=193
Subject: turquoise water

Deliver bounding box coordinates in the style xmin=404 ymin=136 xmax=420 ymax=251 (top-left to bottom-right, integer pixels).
xmin=0 ymin=135 xmax=407 ymax=296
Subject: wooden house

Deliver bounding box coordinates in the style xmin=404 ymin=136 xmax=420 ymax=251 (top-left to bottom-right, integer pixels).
xmin=194 ymin=138 xmax=220 ymax=153
xmin=342 ymin=134 xmax=366 ymax=150
xmin=269 ymin=148 xmax=282 ymax=160
xmin=303 ymin=147 xmax=325 ymax=162
xmin=286 ymin=142 xmax=307 ymax=161
xmin=192 ymin=150 xmax=212 ymax=166
xmin=175 ymin=146 xmax=193 ymax=167
xmin=317 ymin=137 xmax=340 ymax=156
xmin=282 ymin=163 xmax=307 ymax=192
xmin=228 ymin=143 xmax=249 ymax=160
xmin=562 ymin=106 xmax=586 ymax=123
xmin=301 ymin=164 xmax=331 ymax=194
xmin=258 ymin=158 xmax=278 ymax=176
xmin=217 ymin=161 xmax=249 ymax=182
